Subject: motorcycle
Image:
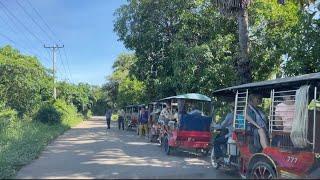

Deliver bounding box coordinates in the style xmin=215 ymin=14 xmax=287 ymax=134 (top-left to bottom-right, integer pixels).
xmin=210 ymin=127 xmax=239 ymax=170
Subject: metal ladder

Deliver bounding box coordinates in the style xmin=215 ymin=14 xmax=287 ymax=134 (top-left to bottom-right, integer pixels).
xmin=233 ymin=90 xmax=248 ymax=130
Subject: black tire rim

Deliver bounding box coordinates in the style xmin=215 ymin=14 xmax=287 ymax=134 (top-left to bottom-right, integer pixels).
xmin=253 ymin=165 xmax=274 ymax=179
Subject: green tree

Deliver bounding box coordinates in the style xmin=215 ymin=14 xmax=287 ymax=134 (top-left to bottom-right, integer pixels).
xmin=0 ymin=46 xmax=53 ymax=116
xmin=114 ymin=0 xmax=302 ymax=98
xmin=104 ymin=53 xmax=146 ymax=108
xmin=213 ymin=0 xmax=252 ymax=83
xmin=283 ymin=6 xmax=320 ymax=75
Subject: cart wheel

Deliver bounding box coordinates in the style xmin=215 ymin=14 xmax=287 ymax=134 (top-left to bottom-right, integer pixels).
xmin=164 ymin=137 xmax=170 ymax=155
xmin=249 ymin=161 xmax=276 ymax=179
xmin=210 ymin=147 xmax=219 ymax=169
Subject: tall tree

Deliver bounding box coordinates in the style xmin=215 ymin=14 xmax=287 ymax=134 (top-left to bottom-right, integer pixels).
xmin=114 ymin=0 xmax=304 ymax=101
xmin=213 ymin=0 xmax=252 ymax=84
xmin=283 ymin=2 xmax=320 ymax=75
xmin=104 ymin=53 xmax=146 ymax=108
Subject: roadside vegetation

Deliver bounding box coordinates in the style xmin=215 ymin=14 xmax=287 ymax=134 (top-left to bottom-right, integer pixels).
xmin=0 ymin=46 xmax=103 ymax=178
xmin=107 ymin=0 xmax=320 ymax=119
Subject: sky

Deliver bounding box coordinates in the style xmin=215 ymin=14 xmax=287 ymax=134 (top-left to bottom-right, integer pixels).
xmin=0 ymin=0 xmax=128 ymax=86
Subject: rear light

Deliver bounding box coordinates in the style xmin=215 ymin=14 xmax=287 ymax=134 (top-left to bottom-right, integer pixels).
xmin=232 ymin=132 xmax=237 ymax=141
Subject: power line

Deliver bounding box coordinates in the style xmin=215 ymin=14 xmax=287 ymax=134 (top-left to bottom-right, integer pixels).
xmin=0 ymin=1 xmax=45 ymax=45
xmin=62 ymin=48 xmax=73 ymax=82
xmin=44 ymin=44 xmax=64 ymax=100
xmin=0 ymin=4 xmax=50 ymax=63
xmin=0 ymin=1 xmax=51 ymax=63
xmin=15 ymin=0 xmax=55 ymax=43
xmin=25 ymin=0 xmax=73 ymax=83
xmin=0 ymin=16 xmax=34 ymax=56
xmin=0 ymin=32 xmax=21 ymax=48
xmin=1 ymin=0 xmax=73 ymax=83
xmin=25 ymin=0 xmax=61 ymax=43
xmin=58 ymin=49 xmax=70 ymax=82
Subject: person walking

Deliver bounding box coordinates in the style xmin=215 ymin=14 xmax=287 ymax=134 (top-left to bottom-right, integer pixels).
xmin=105 ymin=108 xmax=112 ymax=129
xmin=118 ymin=109 xmax=125 ymax=130
xmin=139 ymin=106 xmax=149 ymax=137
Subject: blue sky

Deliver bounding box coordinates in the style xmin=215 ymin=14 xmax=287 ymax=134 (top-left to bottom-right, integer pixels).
xmin=0 ymin=0 xmax=128 ymax=86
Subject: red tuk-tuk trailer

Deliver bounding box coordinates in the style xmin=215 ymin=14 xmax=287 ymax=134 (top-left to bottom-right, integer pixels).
xmin=211 ymin=72 xmax=320 ymax=179
xmin=158 ymin=93 xmax=213 ymax=156
xmin=148 ymin=102 xmax=165 ymax=142
xmin=125 ymin=105 xmax=140 ymax=131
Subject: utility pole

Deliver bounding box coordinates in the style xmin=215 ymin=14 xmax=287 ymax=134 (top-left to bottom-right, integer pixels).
xmin=44 ymin=44 xmax=64 ymax=100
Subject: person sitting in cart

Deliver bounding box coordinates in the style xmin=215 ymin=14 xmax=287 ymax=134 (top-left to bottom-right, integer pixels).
xmin=274 ymin=94 xmax=295 ymax=132
xmin=160 ymin=102 xmax=173 ymax=124
xmin=212 ymin=100 xmax=234 ymax=160
xmin=246 ymin=94 xmax=269 ymax=150
xmin=188 ymin=104 xmax=203 ymax=115
xmin=272 ymin=93 xmax=295 ymax=146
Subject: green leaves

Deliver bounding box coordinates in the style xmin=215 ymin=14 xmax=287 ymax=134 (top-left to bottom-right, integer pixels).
xmin=113 ymin=0 xmax=319 ymax=104
xmin=283 ymin=9 xmax=320 ymax=75
xmin=0 ymin=46 xmax=52 ymax=117
xmin=104 ymin=53 xmax=147 ymax=108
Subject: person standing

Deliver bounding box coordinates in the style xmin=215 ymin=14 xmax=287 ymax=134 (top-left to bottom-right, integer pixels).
xmin=105 ymin=108 xmax=112 ymax=129
xmin=118 ymin=109 xmax=125 ymax=130
xmin=139 ymin=106 xmax=149 ymax=137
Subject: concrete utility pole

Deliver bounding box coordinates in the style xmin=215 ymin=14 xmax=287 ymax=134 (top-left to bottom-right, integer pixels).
xmin=44 ymin=44 xmax=64 ymax=100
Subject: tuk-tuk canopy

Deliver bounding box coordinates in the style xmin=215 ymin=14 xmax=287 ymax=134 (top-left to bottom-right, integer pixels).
xmin=159 ymin=93 xmax=211 ymax=102
xmin=213 ymin=72 xmax=320 ymax=97
xmin=125 ymin=104 xmax=145 ymax=108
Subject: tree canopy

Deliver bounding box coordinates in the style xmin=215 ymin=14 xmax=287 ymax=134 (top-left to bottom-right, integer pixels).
xmin=111 ymin=0 xmax=319 ymax=105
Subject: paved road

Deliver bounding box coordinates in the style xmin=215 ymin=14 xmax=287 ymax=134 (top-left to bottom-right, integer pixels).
xmin=17 ymin=116 xmax=239 ymax=179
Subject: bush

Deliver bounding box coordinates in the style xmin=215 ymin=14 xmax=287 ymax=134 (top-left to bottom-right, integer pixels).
xmin=0 ymin=46 xmax=53 ymax=117
xmin=0 ymin=108 xmax=18 ymax=130
xmin=53 ymin=99 xmax=83 ymax=127
xmin=35 ymin=103 xmax=61 ymax=124
xmin=35 ymin=99 xmax=82 ymax=126
xmin=0 ymin=99 xmax=83 ymax=178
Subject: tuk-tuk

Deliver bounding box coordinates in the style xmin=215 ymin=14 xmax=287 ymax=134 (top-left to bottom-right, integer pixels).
xmin=125 ymin=104 xmax=140 ymax=131
xmin=148 ymin=102 xmax=165 ymax=142
xmin=211 ymin=72 xmax=320 ymax=179
xmin=158 ymin=93 xmax=213 ymax=156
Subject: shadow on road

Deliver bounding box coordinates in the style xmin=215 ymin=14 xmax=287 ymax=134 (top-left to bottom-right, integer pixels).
xmin=17 ymin=117 xmax=240 ymax=179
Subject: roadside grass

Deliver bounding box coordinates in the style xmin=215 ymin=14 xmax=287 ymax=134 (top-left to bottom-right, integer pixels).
xmin=0 ymin=115 xmax=83 ymax=178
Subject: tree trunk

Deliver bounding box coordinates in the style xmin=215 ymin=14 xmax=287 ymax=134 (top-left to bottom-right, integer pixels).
xmin=237 ymin=8 xmax=252 ymax=84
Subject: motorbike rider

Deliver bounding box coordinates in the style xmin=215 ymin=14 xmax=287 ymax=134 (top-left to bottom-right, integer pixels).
xmin=212 ymin=100 xmax=235 ymax=161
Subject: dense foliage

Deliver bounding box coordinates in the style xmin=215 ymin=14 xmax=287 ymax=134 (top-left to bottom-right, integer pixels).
xmin=111 ymin=0 xmax=320 ymax=107
xmin=0 ymin=104 xmax=82 ymax=178
xmin=0 ymin=46 xmax=52 ymax=117
xmin=0 ymin=45 xmax=98 ymax=117
xmin=104 ymin=53 xmax=147 ymax=108
xmin=0 ymin=45 xmax=96 ymax=178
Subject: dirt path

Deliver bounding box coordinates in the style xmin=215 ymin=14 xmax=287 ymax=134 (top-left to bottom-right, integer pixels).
xmin=16 ymin=116 xmax=238 ymax=179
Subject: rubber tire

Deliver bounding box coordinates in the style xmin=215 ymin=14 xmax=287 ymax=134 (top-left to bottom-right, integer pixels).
xmin=164 ymin=136 xmax=170 ymax=155
xmin=249 ymin=161 xmax=276 ymax=179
